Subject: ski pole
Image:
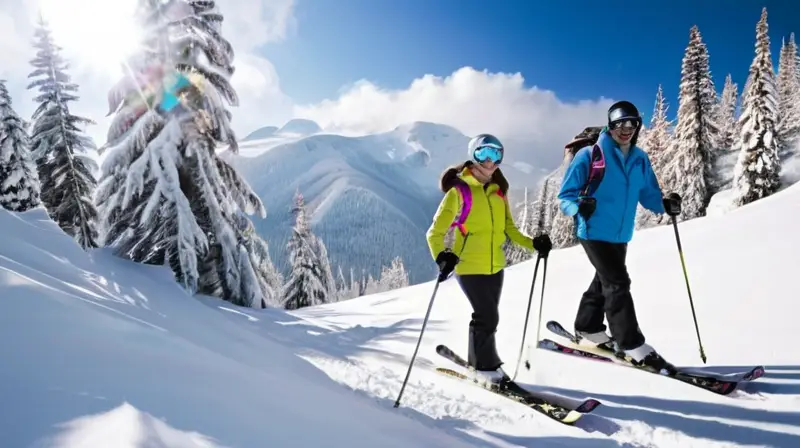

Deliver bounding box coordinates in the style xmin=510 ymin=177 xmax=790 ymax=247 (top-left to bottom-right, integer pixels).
xmin=534 ymin=256 xmax=548 ymax=350
xmin=523 ymin=255 xmax=548 ymax=373
xmin=394 ymin=277 xmax=442 ymax=408
xmin=511 ymin=253 xmax=541 ymax=381
xmin=671 ymin=215 xmax=706 ymax=364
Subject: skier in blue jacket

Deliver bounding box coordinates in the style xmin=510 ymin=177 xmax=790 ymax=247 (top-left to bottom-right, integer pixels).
xmin=558 ymin=100 xmax=682 ymax=373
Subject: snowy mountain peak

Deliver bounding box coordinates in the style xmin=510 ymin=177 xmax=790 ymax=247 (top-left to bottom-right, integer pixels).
xmin=277 ymin=118 xmax=322 ymax=136
xmin=393 ymin=121 xmax=465 ymax=140
xmin=242 ymin=125 xmax=278 ymax=141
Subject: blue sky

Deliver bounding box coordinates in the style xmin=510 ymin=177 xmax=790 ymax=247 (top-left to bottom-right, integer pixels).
xmin=262 ymin=0 xmax=798 ymax=123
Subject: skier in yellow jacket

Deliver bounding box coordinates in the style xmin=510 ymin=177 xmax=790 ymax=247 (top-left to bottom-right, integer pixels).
xmin=426 ymin=134 xmax=552 ymax=386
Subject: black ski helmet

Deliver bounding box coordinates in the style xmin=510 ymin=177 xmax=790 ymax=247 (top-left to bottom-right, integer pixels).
xmin=607 ymin=100 xmax=642 ymax=146
xmin=607 ymin=100 xmax=641 ymax=126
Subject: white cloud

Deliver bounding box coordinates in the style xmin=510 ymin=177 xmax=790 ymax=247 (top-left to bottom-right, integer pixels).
xmin=294 ymin=67 xmax=615 ymax=168
xmin=0 ymin=0 xmax=614 ymax=171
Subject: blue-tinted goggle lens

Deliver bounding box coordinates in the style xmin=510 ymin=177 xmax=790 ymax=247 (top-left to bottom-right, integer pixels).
xmin=474 ymin=145 xmax=503 ymax=164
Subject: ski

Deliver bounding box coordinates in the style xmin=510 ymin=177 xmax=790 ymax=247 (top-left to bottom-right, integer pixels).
xmin=435 ymin=344 xmax=601 ymax=425
xmin=538 ymin=320 xmax=765 ymax=395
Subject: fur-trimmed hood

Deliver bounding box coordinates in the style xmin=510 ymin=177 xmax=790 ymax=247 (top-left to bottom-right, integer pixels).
xmin=438 ymin=161 xmax=509 ymax=195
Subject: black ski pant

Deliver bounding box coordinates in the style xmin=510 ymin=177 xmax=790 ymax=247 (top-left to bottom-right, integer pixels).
xmin=456 ymin=270 xmax=504 ymax=371
xmin=575 ymin=239 xmax=645 ymax=351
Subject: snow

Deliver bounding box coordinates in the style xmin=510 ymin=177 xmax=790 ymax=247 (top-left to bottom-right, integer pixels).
xmin=277 ymin=118 xmax=323 ymax=136
xmin=241 ymin=125 xmax=278 ymax=141
xmin=2 ymin=178 xmax=799 ymax=446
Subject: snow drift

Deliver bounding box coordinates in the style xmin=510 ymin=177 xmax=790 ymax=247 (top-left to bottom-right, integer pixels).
xmin=0 ymin=207 xmax=474 ymax=448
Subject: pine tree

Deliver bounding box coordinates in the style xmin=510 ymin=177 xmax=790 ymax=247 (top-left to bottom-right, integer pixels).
xmin=657 ymin=25 xmax=721 ymax=220
xmin=95 ymin=0 xmax=267 ymax=306
xmin=345 ymin=267 xmax=361 ymax=300
xmin=281 ymin=191 xmax=328 ymax=310
xmin=548 ymin=150 xmax=578 ymax=248
xmin=334 ymin=265 xmax=347 ymax=302
xmin=732 ymin=8 xmax=781 ymax=206
xmin=379 ymin=256 xmax=409 ymax=291
xmin=312 ymin=234 xmax=336 ymax=298
xmin=235 ymin=213 xmax=283 ymax=307
xmin=636 ymin=84 xmax=673 ymax=229
xmin=505 ymin=187 xmax=535 ymax=265
xmin=717 ymin=74 xmax=740 ymax=151
xmin=643 ymin=84 xmax=672 ymax=166
xmin=777 ymin=33 xmax=800 ymax=158
xmin=0 ymin=81 xmax=40 ymax=212
xmin=27 ymin=18 xmax=99 ymax=248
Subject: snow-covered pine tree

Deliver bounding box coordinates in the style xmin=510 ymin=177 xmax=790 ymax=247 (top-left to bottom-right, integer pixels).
xmin=505 ymin=187 xmax=535 ymax=265
xmin=0 ymin=80 xmax=40 ymax=212
xmin=233 ymin=212 xmax=283 ymax=307
xmin=281 ymin=191 xmax=328 ymax=310
xmin=345 ymin=267 xmax=361 ymax=300
xmin=717 ymin=74 xmax=740 ymax=151
xmin=362 ymin=271 xmax=381 ymax=295
xmin=731 ymin=8 xmax=782 ymax=206
xmin=706 ymin=74 xmax=742 ymax=193
xmin=95 ymin=0 xmax=267 ymax=306
xmin=379 ymin=256 xmax=410 ymax=291
xmin=643 ymin=84 xmax=672 ymax=166
xmin=636 ymin=84 xmax=673 ymax=229
xmin=312 ymin=234 xmax=337 ymax=299
xmin=333 ymin=265 xmax=347 ymax=302
xmin=548 ymin=146 xmax=579 ymax=248
xmin=657 ymin=25 xmax=721 ymax=221
xmin=27 ymin=18 xmax=99 ymax=248
xmin=777 ymin=33 xmax=800 ymax=160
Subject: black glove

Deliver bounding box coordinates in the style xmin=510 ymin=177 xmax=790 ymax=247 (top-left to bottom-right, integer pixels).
xmin=663 ymin=192 xmax=682 ymax=217
xmin=577 ymin=197 xmax=596 ymax=219
xmin=532 ymin=234 xmax=552 ymax=258
xmin=435 ymin=250 xmax=459 ymax=282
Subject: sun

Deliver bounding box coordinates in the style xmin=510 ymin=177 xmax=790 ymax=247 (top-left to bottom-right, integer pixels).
xmin=36 ymin=0 xmax=142 ymax=78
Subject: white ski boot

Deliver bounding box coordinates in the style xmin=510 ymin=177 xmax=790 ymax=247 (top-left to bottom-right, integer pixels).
xmin=474 ymin=366 xmax=509 ymax=388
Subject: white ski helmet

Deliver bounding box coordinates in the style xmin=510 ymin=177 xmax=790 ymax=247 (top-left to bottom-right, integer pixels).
xmin=467 ymin=133 xmax=504 ymax=164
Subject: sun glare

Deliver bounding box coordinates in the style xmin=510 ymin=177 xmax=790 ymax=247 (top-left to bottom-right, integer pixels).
xmin=37 ymin=0 xmax=141 ymax=78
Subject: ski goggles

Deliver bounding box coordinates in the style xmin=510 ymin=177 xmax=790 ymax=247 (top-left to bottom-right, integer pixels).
xmin=473 ymin=144 xmax=503 ymax=164
xmin=610 ymin=118 xmax=640 ymax=131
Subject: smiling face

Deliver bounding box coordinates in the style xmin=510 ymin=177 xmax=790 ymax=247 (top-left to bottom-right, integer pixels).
xmin=609 ymin=119 xmax=639 ymax=146
xmin=480 ymin=159 xmax=498 ymax=173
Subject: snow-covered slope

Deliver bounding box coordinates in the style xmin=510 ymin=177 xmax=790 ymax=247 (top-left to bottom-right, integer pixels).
xmin=227 ymin=120 xmax=547 ymax=284
xmin=290 ymin=180 xmax=800 ymax=447
xmin=2 ymin=173 xmax=799 ymax=446
xmin=0 ymin=208 xmax=472 ymax=448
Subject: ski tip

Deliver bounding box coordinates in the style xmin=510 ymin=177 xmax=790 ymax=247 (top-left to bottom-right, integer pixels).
xmin=748 ymin=366 xmax=766 ymax=381
xmin=576 ymin=398 xmax=602 ymax=413
xmin=537 ymin=339 xmax=560 ymax=350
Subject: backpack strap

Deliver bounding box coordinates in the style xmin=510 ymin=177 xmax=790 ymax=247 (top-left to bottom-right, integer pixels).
xmin=580 ymin=144 xmax=605 ymax=197
xmin=450 ymin=181 xmax=472 ymax=236
xmin=449 ymin=180 xmax=505 ymax=236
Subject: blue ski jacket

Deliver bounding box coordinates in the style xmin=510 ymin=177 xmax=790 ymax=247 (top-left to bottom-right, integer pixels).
xmin=558 ymin=130 xmax=665 ymax=243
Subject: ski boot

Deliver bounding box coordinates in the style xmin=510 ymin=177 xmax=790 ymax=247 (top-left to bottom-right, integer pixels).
xmin=624 ymin=343 xmax=678 ymax=376
xmin=473 ymin=366 xmax=510 ymax=390
xmin=575 ymin=329 xmax=621 ymax=356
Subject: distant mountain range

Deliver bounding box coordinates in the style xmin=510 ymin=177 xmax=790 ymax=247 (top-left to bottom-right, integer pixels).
xmin=226 ymin=119 xmax=552 ymax=284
